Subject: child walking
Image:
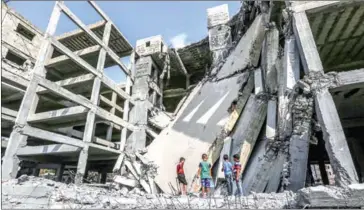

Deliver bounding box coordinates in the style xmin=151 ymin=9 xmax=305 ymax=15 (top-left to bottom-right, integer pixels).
xmin=197 ymin=153 xmax=212 ymax=198
xmin=176 ymin=157 xmax=187 ymax=195
xmin=222 ymin=154 xmax=233 ymax=196
xmin=233 ymin=154 xmax=243 ymax=196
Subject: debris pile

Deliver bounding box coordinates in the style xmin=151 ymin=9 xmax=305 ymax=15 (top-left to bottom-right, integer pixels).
xmin=2 ymin=175 xmax=364 ymax=209
xmin=112 ymin=151 xmax=159 ymax=194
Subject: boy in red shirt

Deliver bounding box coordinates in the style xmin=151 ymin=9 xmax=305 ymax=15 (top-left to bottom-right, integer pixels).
xmin=177 ymin=157 xmax=187 ymax=195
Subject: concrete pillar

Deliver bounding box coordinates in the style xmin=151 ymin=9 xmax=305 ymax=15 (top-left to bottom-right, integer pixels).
xmin=126 ymin=57 xmax=151 ymax=152
xmin=100 ymin=171 xmax=107 ymax=184
xmin=76 ymin=21 xmax=113 ymax=184
xmin=1 ymin=2 xmax=61 ymax=180
xmin=207 ymin=4 xmax=232 ymax=64
xmin=318 ymin=159 xmax=329 ymax=185
xmin=293 ymin=11 xmax=358 ymax=186
xmin=127 ymin=36 xmax=165 ymax=153
xmin=56 ymin=164 xmax=65 ymax=182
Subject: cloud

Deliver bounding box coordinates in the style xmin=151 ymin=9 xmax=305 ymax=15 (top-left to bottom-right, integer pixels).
xmin=170 ymin=33 xmax=189 ymax=49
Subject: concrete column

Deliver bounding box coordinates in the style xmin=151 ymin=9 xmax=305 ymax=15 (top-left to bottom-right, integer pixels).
xmin=126 ymin=57 xmax=151 ymax=153
xmin=318 ymin=159 xmax=329 ymax=185
xmin=100 ymin=171 xmax=107 ymax=184
xmin=207 ymin=4 xmax=232 ymax=64
xmin=293 ymin=11 xmax=358 ymax=186
xmin=1 ymin=2 xmax=61 ymax=180
xmin=76 ymin=22 xmax=112 ymax=184
xmin=56 ymin=164 xmax=65 ymax=182
xmin=127 ymin=36 xmax=164 ymax=153
xmin=106 ymin=92 xmax=117 ymax=141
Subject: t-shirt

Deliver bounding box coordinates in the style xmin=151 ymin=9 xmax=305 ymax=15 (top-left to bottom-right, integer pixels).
xmin=199 ymin=161 xmax=211 ymax=179
xmin=222 ymin=161 xmax=233 ymax=175
xmin=233 ymin=161 xmax=242 ymax=176
xmin=177 ymin=162 xmax=184 ymax=175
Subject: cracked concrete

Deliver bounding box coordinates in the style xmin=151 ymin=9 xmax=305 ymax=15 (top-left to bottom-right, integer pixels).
xmin=2 ymin=176 xmax=364 ymax=209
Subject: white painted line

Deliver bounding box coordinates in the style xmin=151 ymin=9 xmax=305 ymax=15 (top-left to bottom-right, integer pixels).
xmin=182 ymin=99 xmax=205 ymax=122
xmin=197 ymin=91 xmax=230 ymax=125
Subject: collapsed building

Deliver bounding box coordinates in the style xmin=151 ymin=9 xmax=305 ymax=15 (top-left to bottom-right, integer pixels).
xmin=1 ymin=0 xmax=364 ymax=209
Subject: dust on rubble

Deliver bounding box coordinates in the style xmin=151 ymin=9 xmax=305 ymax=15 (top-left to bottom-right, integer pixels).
xmin=2 ymin=175 xmax=363 ymax=209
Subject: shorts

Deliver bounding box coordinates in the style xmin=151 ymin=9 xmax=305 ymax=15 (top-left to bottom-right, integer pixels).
xmin=201 ymin=178 xmax=210 ymax=188
xmin=177 ymin=174 xmax=187 ymax=185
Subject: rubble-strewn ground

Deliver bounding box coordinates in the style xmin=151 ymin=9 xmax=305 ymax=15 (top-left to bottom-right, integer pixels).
xmin=2 ymin=175 xmax=364 ymax=209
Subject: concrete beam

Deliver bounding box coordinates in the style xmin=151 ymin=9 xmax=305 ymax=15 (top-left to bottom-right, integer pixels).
xmin=261 ymin=26 xmax=279 ymax=93
xmin=50 ymin=37 xmax=101 ymax=77
xmin=17 ymin=144 xmax=81 ymax=156
xmin=293 ymin=12 xmax=324 ymax=73
xmin=58 ymin=2 xmax=131 ymax=77
xmin=102 ymin=75 xmax=134 ymax=104
xmin=113 ymin=175 xmax=138 ymax=187
xmin=27 ymin=106 xmax=88 ymax=123
xmin=112 ymin=153 xmax=125 ymax=173
xmin=35 ymin=75 xmax=135 ymax=131
xmin=146 ymin=127 xmax=158 ymax=139
xmin=20 ymin=125 xmax=85 ymax=148
xmin=266 ymin=99 xmax=277 ymax=140
xmin=287 ymin=95 xmax=314 ymax=191
xmin=215 ymin=14 xmax=266 ymax=79
xmin=99 ymin=95 xmax=123 ymax=113
xmin=89 ymin=142 xmax=121 ymax=154
xmin=163 ymin=88 xmax=187 ymax=99
xmin=254 ymin=68 xmax=264 ymax=94
xmin=173 ymin=48 xmax=188 ymax=75
xmin=47 ymin=45 xmax=101 ymax=67
xmin=1 ymin=82 xmax=25 ymax=94
xmin=93 ymin=137 xmax=117 ymax=149
xmin=1 ymin=107 xmax=18 ymax=118
xmin=291 ymin=1 xmax=362 ymax=14
xmin=124 ymin=160 xmax=152 ymax=194
xmin=149 ymin=81 xmax=162 ymax=96
xmin=291 ymin=1 xmax=340 ymax=13
xmin=231 ymin=94 xmax=267 ymax=172
xmin=51 ymin=37 xmax=132 ymax=103
xmin=332 ymin=68 xmax=364 ymax=90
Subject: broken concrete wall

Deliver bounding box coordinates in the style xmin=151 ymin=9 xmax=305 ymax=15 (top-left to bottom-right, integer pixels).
xmin=1 ymin=3 xmax=43 ymax=63
xmin=135 ymin=35 xmax=167 ymax=57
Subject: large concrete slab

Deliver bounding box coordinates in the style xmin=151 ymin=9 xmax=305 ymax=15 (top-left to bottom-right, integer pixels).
xmin=214 ymin=14 xmax=266 ymax=79
xmin=146 ymin=74 xmax=248 ymax=194
xmin=146 ymin=15 xmax=267 ymax=193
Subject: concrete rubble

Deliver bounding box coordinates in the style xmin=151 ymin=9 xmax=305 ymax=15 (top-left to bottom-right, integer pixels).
xmin=2 ymin=175 xmax=364 ymax=209
xmin=2 ymin=0 xmax=364 ymax=209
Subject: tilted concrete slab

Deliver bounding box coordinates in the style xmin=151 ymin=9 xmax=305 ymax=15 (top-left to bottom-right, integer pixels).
xmin=214 ymin=14 xmax=266 ymax=79
xmin=145 ymin=15 xmax=267 ymax=193
xmin=146 ymin=74 xmax=247 ymax=194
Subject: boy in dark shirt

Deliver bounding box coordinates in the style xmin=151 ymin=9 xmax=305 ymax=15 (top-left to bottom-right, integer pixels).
xmin=233 ymin=154 xmax=243 ymax=196
xmin=177 ymin=157 xmax=187 ymax=195
xmin=222 ymin=154 xmax=233 ymax=196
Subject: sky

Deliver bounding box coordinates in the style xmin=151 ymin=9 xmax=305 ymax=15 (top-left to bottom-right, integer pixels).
xmin=7 ymin=1 xmax=241 ymax=83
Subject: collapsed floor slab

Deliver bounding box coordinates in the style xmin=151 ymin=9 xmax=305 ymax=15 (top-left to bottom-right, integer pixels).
xmin=145 ymin=13 xmax=268 ymax=194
